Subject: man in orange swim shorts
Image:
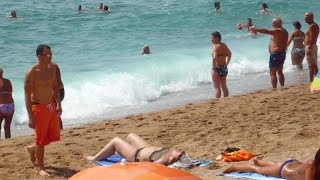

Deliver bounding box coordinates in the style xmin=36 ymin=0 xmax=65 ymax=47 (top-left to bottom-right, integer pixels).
xmin=25 ymin=44 xmax=62 ymax=176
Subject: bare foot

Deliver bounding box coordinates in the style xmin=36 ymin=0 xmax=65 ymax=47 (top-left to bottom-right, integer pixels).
xmin=253 ymin=158 xmax=259 ymax=166
xmin=39 ymin=170 xmax=50 ymax=176
xmin=223 ymin=164 xmax=236 ymax=173
xmin=26 ymin=146 xmax=36 ymax=165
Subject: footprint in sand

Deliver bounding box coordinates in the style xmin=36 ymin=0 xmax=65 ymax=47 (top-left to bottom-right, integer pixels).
xmin=1 ymin=152 xmax=13 ymax=157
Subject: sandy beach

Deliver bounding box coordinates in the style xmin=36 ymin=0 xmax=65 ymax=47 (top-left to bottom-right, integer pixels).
xmin=1 ymin=83 xmax=319 ymax=180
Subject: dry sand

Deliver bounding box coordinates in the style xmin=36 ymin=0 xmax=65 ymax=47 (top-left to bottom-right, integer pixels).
xmin=0 ymin=83 xmax=319 ymax=180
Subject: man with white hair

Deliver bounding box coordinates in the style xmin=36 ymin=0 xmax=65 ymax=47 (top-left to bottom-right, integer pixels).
xmin=250 ymin=18 xmax=288 ymax=88
xmin=304 ymin=12 xmax=319 ymax=82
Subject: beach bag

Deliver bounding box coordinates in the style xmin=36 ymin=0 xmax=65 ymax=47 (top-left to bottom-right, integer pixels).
xmin=310 ymin=72 xmax=320 ymax=93
xmin=216 ymin=148 xmax=256 ymax=162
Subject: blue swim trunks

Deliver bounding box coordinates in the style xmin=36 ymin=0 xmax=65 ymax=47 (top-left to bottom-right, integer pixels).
xmin=269 ymin=50 xmax=286 ymax=68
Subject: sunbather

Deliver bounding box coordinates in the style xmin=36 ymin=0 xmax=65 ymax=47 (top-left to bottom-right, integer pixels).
xmin=86 ymin=133 xmax=185 ymax=166
xmin=223 ymin=148 xmax=320 ymax=180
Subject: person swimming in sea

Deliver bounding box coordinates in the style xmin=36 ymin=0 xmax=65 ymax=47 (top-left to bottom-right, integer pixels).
xmin=141 ymin=45 xmax=151 ymax=55
xmin=260 ymin=2 xmax=268 ymax=14
xmin=237 ymin=18 xmax=257 ymax=35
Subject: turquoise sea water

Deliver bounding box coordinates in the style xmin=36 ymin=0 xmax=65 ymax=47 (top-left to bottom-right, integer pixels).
xmin=1 ymin=0 xmax=319 ymax=134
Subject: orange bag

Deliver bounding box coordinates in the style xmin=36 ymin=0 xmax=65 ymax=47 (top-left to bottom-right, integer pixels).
xmin=219 ymin=149 xmax=256 ymax=162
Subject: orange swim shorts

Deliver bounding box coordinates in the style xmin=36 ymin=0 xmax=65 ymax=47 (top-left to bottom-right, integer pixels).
xmin=32 ymin=103 xmax=60 ymax=145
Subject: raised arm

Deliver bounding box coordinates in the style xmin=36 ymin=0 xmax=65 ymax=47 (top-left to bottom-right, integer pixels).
xmin=24 ymin=69 xmax=34 ymax=128
xmin=250 ymin=27 xmax=278 ymax=35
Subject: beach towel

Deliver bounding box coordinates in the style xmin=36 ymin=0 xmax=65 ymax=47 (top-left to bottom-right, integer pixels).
xmin=310 ymin=72 xmax=320 ymax=93
xmin=220 ymin=172 xmax=285 ymax=180
xmin=216 ymin=149 xmax=256 ymax=162
xmin=169 ymin=159 xmax=212 ymax=168
xmin=95 ymin=154 xmax=123 ymax=166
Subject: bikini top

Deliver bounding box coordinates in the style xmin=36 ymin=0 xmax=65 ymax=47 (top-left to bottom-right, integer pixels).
xmin=149 ymin=148 xmax=170 ymax=162
xmin=293 ymin=36 xmax=304 ymax=41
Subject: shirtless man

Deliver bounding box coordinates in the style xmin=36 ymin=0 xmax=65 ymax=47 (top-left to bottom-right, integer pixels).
xmin=250 ymin=18 xmax=288 ymax=88
xmin=304 ymin=12 xmax=319 ymax=82
xmin=211 ymin=31 xmax=232 ymax=98
xmin=25 ymin=44 xmax=62 ymax=176
xmin=224 ymin=148 xmax=320 ymax=180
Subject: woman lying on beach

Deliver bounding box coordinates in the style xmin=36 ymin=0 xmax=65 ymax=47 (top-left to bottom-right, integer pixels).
xmin=86 ymin=133 xmax=185 ymax=166
xmin=223 ymin=148 xmax=320 ymax=180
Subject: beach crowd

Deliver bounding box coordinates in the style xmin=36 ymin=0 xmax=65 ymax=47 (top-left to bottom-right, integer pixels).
xmin=0 ymin=1 xmax=320 ymax=179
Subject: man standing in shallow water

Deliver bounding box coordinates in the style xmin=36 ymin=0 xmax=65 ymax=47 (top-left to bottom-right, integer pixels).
xmin=250 ymin=18 xmax=288 ymax=88
xmin=304 ymin=12 xmax=319 ymax=82
xmin=25 ymin=44 xmax=62 ymax=176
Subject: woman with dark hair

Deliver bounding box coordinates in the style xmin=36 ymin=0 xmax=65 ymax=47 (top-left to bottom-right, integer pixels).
xmin=287 ymin=21 xmax=305 ymax=69
xmin=211 ymin=31 xmax=232 ymax=98
xmin=260 ymin=2 xmax=268 ymax=14
xmin=224 ymin=148 xmax=320 ymax=180
xmin=0 ymin=66 xmax=14 ymax=139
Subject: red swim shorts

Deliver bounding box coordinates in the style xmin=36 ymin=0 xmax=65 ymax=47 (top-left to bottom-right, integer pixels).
xmin=32 ymin=103 xmax=60 ymax=145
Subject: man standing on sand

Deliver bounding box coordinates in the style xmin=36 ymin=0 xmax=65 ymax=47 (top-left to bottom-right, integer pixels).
xmin=250 ymin=18 xmax=288 ymax=88
xmin=25 ymin=44 xmax=62 ymax=176
xmin=304 ymin=12 xmax=319 ymax=82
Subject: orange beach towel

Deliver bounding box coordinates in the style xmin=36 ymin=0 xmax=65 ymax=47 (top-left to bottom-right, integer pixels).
xmin=217 ymin=149 xmax=256 ymax=162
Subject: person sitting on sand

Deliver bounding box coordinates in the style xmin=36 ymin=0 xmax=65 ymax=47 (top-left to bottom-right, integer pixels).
xmin=260 ymin=2 xmax=268 ymax=14
xmin=86 ymin=133 xmax=185 ymax=166
xmin=224 ymin=148 xmax=320 ymax=180
xmin=141 ymin=45 xmax=151 ymax=55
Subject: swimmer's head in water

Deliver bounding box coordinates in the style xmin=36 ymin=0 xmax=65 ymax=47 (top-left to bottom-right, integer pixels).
xmin=103 ymin=5 xmax=109 ymax=11
xmin=11 ymin=11 xmax=16 ymax=18
xmin=214 ymin=2 xmax=220 ymax=10
xmin=142 ymin=45 xmax=150 ymax=54
xmin=261 ymin=2 xmax=268 ymax=9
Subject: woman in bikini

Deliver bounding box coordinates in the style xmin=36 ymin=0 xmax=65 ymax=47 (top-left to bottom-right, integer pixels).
xmin=224 ymin=148 xmax=320 ymax=180
xmin=211 ymin=31 xmax=232 ymax=98
xmin=0 ymin=67 xmax=14 ymax=139
xmin=86 ymin=133 xmax=185 ymax=166
xmin=287 ymin=21 xmax=305 ymax=70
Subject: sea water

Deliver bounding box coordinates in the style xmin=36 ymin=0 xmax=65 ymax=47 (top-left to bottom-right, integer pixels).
xmin=0 ymin=0 xmax=319 ymax=136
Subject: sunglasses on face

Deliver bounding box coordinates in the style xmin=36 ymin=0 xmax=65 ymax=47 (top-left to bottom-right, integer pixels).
xmin=42 ymin=54 xmax=52 ymax=58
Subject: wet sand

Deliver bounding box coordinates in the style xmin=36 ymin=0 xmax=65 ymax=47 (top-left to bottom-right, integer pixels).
xmin=0 ymin=83 xmax=319 ymax=180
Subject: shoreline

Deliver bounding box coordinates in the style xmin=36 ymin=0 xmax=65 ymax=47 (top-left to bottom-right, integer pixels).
xmin=1 ymin=83 xmax=319 ymax=179
xmin=8 ymin=68 xmax=311 ymax=138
